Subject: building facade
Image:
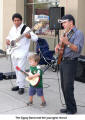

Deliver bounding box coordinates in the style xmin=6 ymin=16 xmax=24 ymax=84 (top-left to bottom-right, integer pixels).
xmin=0 ymin=0 xmax=85 ymax=54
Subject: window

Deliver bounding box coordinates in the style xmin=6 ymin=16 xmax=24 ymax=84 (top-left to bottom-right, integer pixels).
xmin=24 ymin=0 xmax=59 ymax=27
xmin=24 ymin=0 xmax=60 ymax=51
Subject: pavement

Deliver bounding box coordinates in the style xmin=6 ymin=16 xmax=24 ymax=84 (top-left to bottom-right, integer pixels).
xmin=0 ymin=55 xmax=85 ymax=118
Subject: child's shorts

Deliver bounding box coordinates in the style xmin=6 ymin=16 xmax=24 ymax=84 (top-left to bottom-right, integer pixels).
xmin=29 ymin=87 xmax=43 ymax=96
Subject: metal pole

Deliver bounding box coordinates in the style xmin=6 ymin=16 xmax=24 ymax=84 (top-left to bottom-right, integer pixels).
xmin=25 ymin=0 xmax=59 ymax=5
xmin=32 ymin=0 xmax=35 ymax=25
xmin=24 ymin=0 xmax=27 ymax=24
xmin=32 ymin=0 xmax=35 ymax=51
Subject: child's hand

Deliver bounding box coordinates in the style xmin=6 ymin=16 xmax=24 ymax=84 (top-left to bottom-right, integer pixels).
xmin=28 ymin=73 xmax=40 ymax=80
xmin=28 ymin=75 xmax=33 ymax=80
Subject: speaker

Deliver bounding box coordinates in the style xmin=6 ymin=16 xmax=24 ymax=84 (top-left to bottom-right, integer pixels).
xmin=75 ymin=55 xmax=85 ymax=83
xmin=49 ymin=7 xmax=64 ymax=30
xmin=3 ymin=72 xmax=16 ymax=80
xmin=0 ymin=73 xmax=3 ymax=80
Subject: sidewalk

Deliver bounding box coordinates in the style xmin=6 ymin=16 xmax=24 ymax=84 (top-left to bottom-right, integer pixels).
xmin=0 ymin=56 xmax=85 ymax=115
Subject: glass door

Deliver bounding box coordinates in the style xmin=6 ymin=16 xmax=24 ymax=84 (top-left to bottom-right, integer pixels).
xmin=24 ymin=0 xmax=59 ymax=51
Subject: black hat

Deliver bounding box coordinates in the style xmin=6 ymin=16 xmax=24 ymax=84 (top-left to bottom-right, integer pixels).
xmin=58 ymin=14 xmax=75 ymax=25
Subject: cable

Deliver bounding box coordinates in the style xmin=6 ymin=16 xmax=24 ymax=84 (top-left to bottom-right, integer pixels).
xmin=56 ymin=65 xmax=85 ymax=108
xmin=7 ymin=53 xmax=85 ymax=108
xmin=9 ymin=55 xmax=14 ymax=87
xmin=25 ymin=82 xmax=50 ymax=89
xmin=56 ymin=66 xmax=65 ymax=106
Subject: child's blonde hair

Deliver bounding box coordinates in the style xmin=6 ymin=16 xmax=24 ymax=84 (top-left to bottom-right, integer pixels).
xmin=29 ymin=53 xmax=40 ymax=64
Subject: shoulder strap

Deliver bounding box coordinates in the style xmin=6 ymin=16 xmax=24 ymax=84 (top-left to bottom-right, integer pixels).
xmin=21 ymin=25 xmax=27 ymax=34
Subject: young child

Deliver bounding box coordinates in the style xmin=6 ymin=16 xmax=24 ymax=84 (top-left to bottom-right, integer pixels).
xmin=27 ymin=53 xmax=46 ymax=107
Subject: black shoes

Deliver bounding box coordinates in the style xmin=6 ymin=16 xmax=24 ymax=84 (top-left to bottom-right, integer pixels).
xmin=67 ymin=111 xmax=77 ymax=114
xmin=60 ymin=108 xmax=77 ymax=114
xmin=11 ymin=86 xmax=24 ymax=95
xmin=11 ymin=86 xmax=19 ymax=91
xmin=27 ymin=101 xmax=33 ymax=106
xmin=26 ymin=101 xmax=46 ymax=107
xmin=18 ymin=88 xmax=24 ymax=95
xmin=40 ymin=101 xmax=46 ymax=107
xmin=60 ymin=109 xmax=67 ymax=113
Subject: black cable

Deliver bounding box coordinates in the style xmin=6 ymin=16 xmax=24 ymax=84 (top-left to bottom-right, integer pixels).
xmin=9 ymin=55 xmax=14 ymax=87
xmin=8 ymin=54 xmax=85 ymax=108
xmin=25 ymin=82 xmax=50 ymax=89
xmin=56 ymin=66 xmax=65 ymax=107
xmin=56 ymin=65 xmax=85 ymax=108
